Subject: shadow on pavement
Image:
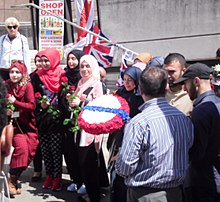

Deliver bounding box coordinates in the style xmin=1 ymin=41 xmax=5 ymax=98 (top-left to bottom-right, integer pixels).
xmin=2 ymin=163 xmax=110 ymax=202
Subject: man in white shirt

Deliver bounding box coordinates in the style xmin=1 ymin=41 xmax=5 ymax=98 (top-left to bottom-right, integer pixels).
xmin=0 ymin=17 xmax=31 ymax=80
xmin=163 ymin=53 xmax=193 ymax=117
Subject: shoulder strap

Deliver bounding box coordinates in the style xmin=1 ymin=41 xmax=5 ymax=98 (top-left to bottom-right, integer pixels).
xmin=0 ymin=35 xmax=7 ymax=60
xmin=20 ymin=35 xmax=24 ymax=61
xmin=82 ymin=80 xmax=100 ymax=96
xmin=83 ymin=87 xmax=94 ymax=96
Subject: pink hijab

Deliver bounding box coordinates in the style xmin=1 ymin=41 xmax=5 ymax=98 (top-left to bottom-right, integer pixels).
xmin=75 ymin=55 xmax=101 ymax=96
xmin=36 ymin=48 xmax=65 ymax=93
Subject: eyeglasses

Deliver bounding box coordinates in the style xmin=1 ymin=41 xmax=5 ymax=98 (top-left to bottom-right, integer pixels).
xmin=7 ymin=25 xmax=18 ymax=30
xmin=11 ymin=60 xmax=24 ymax=64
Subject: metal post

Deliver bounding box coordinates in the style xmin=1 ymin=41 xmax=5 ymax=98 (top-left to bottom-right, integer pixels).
xmin=29 ymin=0 xmax=38 ymax=50
xmin=96 ymin=0 xmax=101 ymax=30
xmin=11 ymin=3 xmax=138 ymax=55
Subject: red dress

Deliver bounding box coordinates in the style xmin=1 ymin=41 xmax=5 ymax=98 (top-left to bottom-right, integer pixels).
xmin=6 ymin=81 xmax=39 ymax=168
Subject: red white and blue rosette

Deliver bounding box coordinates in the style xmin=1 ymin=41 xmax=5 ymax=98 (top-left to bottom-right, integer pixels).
xmin=78 ymin=94 xmax=130 ymax=135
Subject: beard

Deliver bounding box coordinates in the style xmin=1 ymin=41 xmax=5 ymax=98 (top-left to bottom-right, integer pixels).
xmin=188 ymin=83 xmax=197 ymax=101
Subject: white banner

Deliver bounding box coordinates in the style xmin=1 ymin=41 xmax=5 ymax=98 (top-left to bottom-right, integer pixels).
xmin=39 ymin=0 xmax=64 ymax=58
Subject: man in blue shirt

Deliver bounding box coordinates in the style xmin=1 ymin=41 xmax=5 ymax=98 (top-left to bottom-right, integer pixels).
xmin=174 ymin=62 xmax=220 ymax=202
xmin=115 ymin=67 xmax=194 ymax=202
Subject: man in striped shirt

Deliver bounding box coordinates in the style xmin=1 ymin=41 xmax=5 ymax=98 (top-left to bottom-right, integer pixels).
xmin=115 ymin=67 xmax=194 ymax=202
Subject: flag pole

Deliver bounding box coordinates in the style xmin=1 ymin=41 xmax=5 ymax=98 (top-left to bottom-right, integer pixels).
xmin=11 ymin=3 xmax=138 ymax=55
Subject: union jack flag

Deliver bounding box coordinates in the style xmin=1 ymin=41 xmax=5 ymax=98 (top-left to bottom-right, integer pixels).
xmin=76 ymin=0 xmax=94 ymax=41
xmin=117 ymin=49 xmax=137 ymax=86
xmin=83 ymin=23 xmax=115 ymax=67
xmin=72 ymin=0 xmax=115 ymax=68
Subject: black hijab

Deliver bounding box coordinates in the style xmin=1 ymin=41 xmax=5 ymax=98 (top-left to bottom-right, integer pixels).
xmin=65 ymin=49 xmax=85 ymax=86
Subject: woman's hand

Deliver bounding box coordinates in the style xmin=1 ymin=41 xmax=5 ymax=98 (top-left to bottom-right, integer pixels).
xmin=8 ymin=95 xmax=16 ymax=103
xmin=6 ymin=109 xmax=13 ymax=116
xmin=41 ymin=102 xmax=50 ymax=109
xmin=80 ymin=94 xmax=87 ymax=102
xmin=68 ymin=96 xmax=81 ymax=108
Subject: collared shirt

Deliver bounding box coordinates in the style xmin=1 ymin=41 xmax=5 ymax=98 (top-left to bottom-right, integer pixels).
xmin=166 ymin=89 xmax=193 ymax=117
xmin=0 ymin=32 xmax=31 ymax=73
xmin=193 ymin=90 xmax=220 ymax=107
xmin=115 ymin=97 xmax=194 ymax=188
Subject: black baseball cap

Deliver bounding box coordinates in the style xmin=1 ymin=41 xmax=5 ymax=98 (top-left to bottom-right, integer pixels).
xmin=174 ymin=62 xmax=213 ymax=85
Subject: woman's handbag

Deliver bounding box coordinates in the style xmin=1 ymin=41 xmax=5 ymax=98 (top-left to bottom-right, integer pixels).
xmin=1 ymin=119 xmax=14 ymax=171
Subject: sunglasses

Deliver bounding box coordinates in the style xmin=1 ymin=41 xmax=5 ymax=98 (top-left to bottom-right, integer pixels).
xmin=7 ymin=25 xmax=18 ymax=30
xmin=11 ymin=60 xmax=24 ymax=64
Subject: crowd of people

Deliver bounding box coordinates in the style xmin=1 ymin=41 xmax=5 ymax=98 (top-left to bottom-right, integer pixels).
xmin=0 ymin=16 xmax=220 ymax=202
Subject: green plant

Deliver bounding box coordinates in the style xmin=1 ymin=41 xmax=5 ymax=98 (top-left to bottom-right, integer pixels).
xmin=7 ymin=102 xmax=15 ymax=112
xmin=47 ymin=105 xmax=61 ymax=120
xmin=63 ymin=106 xmax=81 ymax=132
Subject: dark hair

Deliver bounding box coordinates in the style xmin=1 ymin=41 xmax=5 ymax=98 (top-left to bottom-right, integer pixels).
xmin=164 ymin=53 xmax=186 ymax=67
xmin=216 ymin=48 xmax=220 ymax=58
xmin=0 ymin=76 xmax=7 ymax=135
xmin=139 ymin=67 xmax=168 ymax=97
xmin=146 ymin=56 xmax=164 ymax=69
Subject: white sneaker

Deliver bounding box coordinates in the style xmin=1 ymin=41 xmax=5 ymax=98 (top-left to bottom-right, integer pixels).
xmin=77 ymin=184 xmax=87 ymax=195
xmin=67 ymin=182 xmax=77 ymax=192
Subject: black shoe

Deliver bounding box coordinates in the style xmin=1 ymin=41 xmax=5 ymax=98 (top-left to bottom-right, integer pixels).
xmin=31 ymin=172 xmax=42 ymax=182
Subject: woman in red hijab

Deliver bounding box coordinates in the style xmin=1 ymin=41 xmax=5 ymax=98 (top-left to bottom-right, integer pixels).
xmin=31 ymin=48 xmax=65 ymax=191
xmin=6 ymin=61 xmax=39 ymax=197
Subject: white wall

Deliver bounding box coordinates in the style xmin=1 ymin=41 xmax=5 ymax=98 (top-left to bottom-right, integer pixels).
xmin=99 ymin=0 xmax=220 ymax=60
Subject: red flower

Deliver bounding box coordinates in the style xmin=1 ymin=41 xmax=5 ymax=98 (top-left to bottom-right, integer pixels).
xmin=35 ymin=92 xmax=41 ymax=99
xmin=6 ymin=94 xmax=11 ymax=98
xmin=61 ymin=76 xmax=68 ymax=83
xmin=69 ymin=86 xmax=76 ymax=91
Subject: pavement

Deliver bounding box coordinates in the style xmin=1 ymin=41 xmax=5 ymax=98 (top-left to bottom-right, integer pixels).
xmin=0 ymin=134 xmax=110 ymax=202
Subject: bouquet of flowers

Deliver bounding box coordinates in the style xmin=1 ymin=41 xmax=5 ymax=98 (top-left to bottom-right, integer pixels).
xmin=63 ymin=85 xmax=81 ymax=132
xmin=6 ymin=94 xmax=15 ymax=112
xmin=35 ymin=92 xmax=60 ymax=120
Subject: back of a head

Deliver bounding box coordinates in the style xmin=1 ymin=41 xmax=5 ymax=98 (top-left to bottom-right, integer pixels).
xmin=134 ymin=52 xmax=152 ymax=64
xmin=146 ymin=56 xmax=164 ymax=69
xmin=99 ymin=66 xmax=106 ymax=81
xmin=164 ymin=53 xmax=186 ymax=67
xmin=216 ymin=48 xmax=220 ymax=58
xmin=140 ymin=67 xmax=168 ymax=97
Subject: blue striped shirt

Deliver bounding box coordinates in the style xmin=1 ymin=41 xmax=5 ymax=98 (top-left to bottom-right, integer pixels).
xmin=115 ymin=97 xmax=194 ymax=188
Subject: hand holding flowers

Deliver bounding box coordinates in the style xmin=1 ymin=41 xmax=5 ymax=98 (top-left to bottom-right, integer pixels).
xmin=63 ymin=84 xmax=81 ymax=132
xmin=6 ymin=94 xmax=15 ymax=116
xmin=35 ymin=92 xmax=50 ymax=108
xmin=66 ymin=85 xmax=80 ymax=108
xmin=35 ymin=92 xmax=60 ymax=120
xmin=67 ymin=95 xmax=80 ymax=108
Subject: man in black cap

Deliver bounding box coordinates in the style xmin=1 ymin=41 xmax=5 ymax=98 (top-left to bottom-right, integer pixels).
xmin=174 ymin=62 xmax=220 ymax=202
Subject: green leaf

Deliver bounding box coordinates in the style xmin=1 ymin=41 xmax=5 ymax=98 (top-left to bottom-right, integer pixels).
xmin=11 ymin=105 xmax=15 ymax=111
xmin=63 ymin=119 xmax=70 ymax=125
xmin=47 ymin=108 xmax=53 ymax=113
